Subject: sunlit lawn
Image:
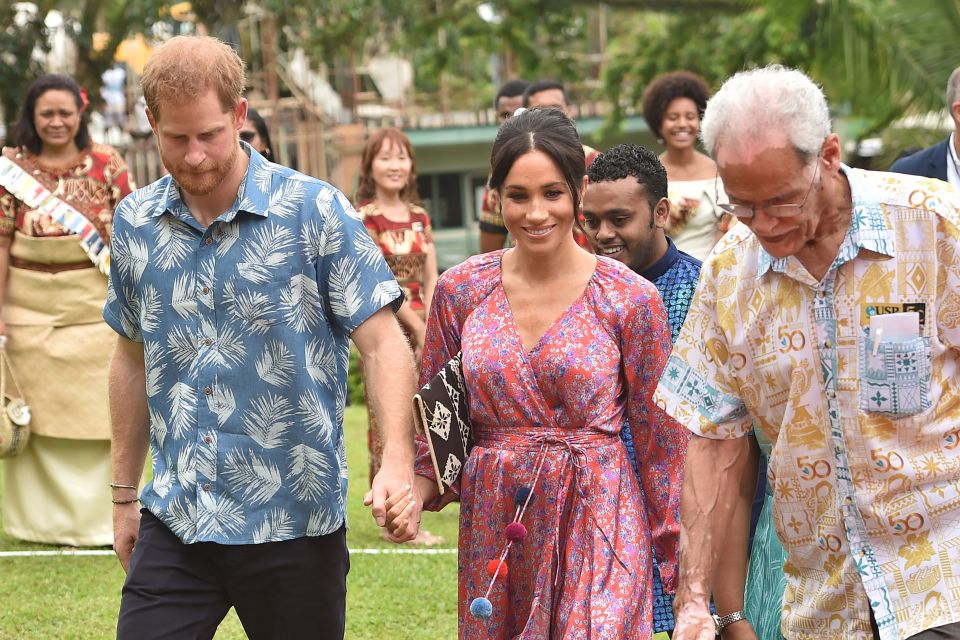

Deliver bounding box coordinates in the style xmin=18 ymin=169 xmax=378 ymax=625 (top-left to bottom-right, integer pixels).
xmin=0 ymin=405 xmax=460 ymax=639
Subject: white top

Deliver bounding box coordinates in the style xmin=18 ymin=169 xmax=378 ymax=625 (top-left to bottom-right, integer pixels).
xmin=666 ymin=177 xmax=724 ymax=262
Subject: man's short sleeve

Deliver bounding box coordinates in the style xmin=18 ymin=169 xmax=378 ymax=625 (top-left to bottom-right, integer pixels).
xmin=318 ymin=190 xmax=403 ymax=334
xmin=102 ymin=193 xmax=144 ymax=342
xmin=654 ymin=264 xmax=752 ymax=439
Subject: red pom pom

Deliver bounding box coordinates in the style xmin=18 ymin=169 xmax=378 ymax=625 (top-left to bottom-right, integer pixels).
xmin=486 ymin=559 xmax=508 ymax=578
xmin=504 ymin=522 xmax=527 ymax=542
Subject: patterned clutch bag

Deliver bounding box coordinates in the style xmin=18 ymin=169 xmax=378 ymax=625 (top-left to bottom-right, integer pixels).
xmin=413 ymin=352 xmax=471 ymax=495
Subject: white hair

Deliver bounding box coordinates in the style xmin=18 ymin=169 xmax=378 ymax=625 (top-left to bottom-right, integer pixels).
xmin=700 ymin=65 xmax=831 ymax=161
xmin=947 ymin=66 xmax=960 ymax=108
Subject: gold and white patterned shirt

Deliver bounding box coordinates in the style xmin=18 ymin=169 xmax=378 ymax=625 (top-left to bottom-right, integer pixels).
xmin=656 ymin=166 xmax=960 ymax=640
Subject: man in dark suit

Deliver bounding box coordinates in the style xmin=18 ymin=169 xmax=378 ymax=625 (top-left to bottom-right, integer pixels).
xmin=890 ymin=66 xmax=960 ymax=183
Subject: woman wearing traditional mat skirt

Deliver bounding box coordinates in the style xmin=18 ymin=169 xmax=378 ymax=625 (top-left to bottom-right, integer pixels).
xmin=0 ymin=74 xmax=133 ymax=545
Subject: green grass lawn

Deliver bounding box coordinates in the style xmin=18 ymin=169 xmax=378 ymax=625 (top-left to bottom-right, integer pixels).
xmin=0 ymin=406 xmax=460 ymax=639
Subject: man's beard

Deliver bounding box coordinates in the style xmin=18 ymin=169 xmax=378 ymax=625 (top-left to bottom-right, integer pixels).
xmin=162 ymin=142 xmax=239 ymax=197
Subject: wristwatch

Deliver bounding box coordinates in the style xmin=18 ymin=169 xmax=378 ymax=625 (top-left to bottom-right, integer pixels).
xmin=713 ymin=609 xmax=747 ymax=632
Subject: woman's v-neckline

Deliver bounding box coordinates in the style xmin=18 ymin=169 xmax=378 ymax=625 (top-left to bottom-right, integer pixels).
xmin=498 ymin=251 xmax=599 ymax=357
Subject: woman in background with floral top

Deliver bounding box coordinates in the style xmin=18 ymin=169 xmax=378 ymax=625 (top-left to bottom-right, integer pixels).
xmin=356 ymin=127 xmax=441 ymax=544
xmin=0 ymin=73 xmax=133 ymax=545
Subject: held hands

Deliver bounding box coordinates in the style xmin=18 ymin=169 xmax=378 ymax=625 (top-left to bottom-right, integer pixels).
xmin=364 ymin=455 xmax=422 ymax=543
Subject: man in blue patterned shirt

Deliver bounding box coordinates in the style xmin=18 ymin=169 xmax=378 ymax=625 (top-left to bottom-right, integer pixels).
xmin=105 ymin=36 xmax=418 ymax=640
xmin=582 ymin=143 xmax=702 ymax=637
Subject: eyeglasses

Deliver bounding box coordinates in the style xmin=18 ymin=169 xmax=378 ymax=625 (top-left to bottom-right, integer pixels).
xmin=239 ymin=130 xmax=257 ymax=143
xmin=716 ymin=158 xmax=820 ymax=219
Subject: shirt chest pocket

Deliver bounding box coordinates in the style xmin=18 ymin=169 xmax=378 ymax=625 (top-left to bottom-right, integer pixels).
xmin=221 ymin=275 xmax=290 ymax=333
xmin=858 ymin=333 xmax=932 ymax=417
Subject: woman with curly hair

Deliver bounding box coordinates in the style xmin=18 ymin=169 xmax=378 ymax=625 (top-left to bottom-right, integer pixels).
xmin=642 ymin=71 xmax=730 ymax=260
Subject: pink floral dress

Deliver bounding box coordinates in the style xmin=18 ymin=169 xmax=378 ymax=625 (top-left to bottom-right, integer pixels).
xmin=415 ymin=250 xmax=688 ymax=639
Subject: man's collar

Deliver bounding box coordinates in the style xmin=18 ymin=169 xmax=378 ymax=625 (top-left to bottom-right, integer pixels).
xmin=156 ymin=142 xmax=270 ymax=220
xmin=756 ymin=163 xmax=896 ymax=278
xmin=637 ymin=236 xmax=678 ymax=282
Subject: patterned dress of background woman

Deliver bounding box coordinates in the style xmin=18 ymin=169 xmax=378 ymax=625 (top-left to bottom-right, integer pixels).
xmin=0 ymin=76 xmax=133 ymax=545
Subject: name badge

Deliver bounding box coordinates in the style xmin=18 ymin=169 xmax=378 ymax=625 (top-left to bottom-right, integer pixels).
xmin=861 ymin=302 xmax=926 ymax=330
xmin=411 ymin=221 xmax=424 ymax=233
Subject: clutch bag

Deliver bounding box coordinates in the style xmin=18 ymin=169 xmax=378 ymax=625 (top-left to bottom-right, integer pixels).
xmin=0 ymin=339 xmax=30 ymax=458
xmin=413 ymin=352 xmax=471 ymax=495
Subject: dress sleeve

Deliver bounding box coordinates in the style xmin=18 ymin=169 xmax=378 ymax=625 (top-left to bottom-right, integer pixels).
xmin=107 ymin=149 xmax=135 ymax=207
xmin=415 ymin=269 xmax=464 ymax=510
xmin=478 ymin=186 xmax=507 ymax=235
xmin=0 ymin=190 xmax=16 ymax=237
xmin=622 ymin=282 xmax=688 ymax=593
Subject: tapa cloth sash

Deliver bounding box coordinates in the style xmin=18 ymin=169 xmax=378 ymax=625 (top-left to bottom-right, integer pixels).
xmin=0 ymin=155 xmax=110 ymax=274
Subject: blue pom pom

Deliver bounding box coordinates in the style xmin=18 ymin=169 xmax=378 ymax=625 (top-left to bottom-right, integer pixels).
xmin=470 ymin=597 xmax=493 ymax=619
xmin=513 ymin=487 xmax=532 ymax=508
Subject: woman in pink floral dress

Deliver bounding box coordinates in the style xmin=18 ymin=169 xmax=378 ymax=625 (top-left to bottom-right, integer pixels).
xmin=407 ymin=109 xmax=688 ymax=638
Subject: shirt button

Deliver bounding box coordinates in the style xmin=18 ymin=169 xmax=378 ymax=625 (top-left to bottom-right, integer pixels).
xmin=204 ymin=436 xmax=213 ymax=444
xmin=202 ymin=286 xmax=210 ymax=294
xmin=823 ymin=340 xmax=832 ymax=349
xmin=205 ymin=237 xmax=213 ymax=245
xmin=827 ymin=390 xmax=836 ymax=399
xmin=204 ymin=386 xmax=212 ymax=396
xmin=204 ymin=338 xmax=213 ymax=346
xmin=202 ymin=483 xmax=212 ymax=492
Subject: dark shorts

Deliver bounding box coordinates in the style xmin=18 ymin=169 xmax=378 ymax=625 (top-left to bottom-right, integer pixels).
xmin=117 ymin=509 xmax=349 ymax=640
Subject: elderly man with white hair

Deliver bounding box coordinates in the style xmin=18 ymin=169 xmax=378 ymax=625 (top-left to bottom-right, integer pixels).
xmin=657 ymin=65 xmax=960 ymax=640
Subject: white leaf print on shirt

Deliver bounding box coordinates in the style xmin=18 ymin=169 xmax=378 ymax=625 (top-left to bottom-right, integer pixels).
xmin=114 ymin=234 xmax=149 ymax=284
xmin=155 ymin=215 xmax=194 ymax=271
xmin=255 ymin=339 xmax=295 ymax=387
xmin=223 ymin=449 xmax=283 ymax=507
xmin=143 ymin=341 xmax=164 ymax=398
xmin=299 ymin=220 xmax=323 ymax=260
xmin=206 ymin=383 xmax=236 ymax=427
xmin=254 ymin=162 xmax=273 ymax=194
xmin=280 ymin=273 xmax=322 ymax=333
xmin=371 ymin=281 xmax=400 ymax=309
xmin=171 ymin=272 xmax=197 ymax=319
xmin=305 ymin=338 xmax=336 ymax=387
xmin=297 ymin=389 xmax=334 ymax=447
xmin=328 ymin=256 xmax=363 ymax=319
xmin=223 ymin=280 xmax=275 ymax=335
xmin=122 ymin=189 xmax=158 ymax=228
xmin=289 ymin=444 xmax=335 ymax=502
xmin=336 ymin=191 xmax=363 ymax=221
xmin=166 ymin=326 xmax=198 ymax=373
xmin=252 ymin=507 xmax=295 ymax=544
xmin=241 ymin=393 xmax=294 ymax=449
xmin=318 ymin=212 xmax=344 ymax=257
xmin=198 ymin=319 xmax=248 ymax=370
xmin=139 ymin=285 xmax=162 ymax=334
xmin=166 ymin=496 xmax=197 ymax=539
xmin=153 ymin=468 xmax=173 ymax=499
xmin=168 ymin=382 xmax=197 ymax=440
xmin=315 ymin=187 xmax=335 ymax=214
xmin=198 ymin=491 xmax=246 ymax=538
xmin=306 ymin=506 xmax=340 ymax=536
xmin=237 ymin=224 xmax=295 ymax=285
xmin=353 ymin=227 xmax=387 ymax=268
xmin=269 ymin=179 xmax=305 ymax=218
xmin=196 ymin=430 xmax=217 ymax=481
xmin=150 ymin=406 xmax=168 ymax=449
xmin=176 ymin=444 xmax=196 ymax=490
xmin=216 ymin=221 xmax=241 ymax=257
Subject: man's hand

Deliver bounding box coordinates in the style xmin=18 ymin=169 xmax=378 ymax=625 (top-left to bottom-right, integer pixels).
xmin=673 ymin=601 xmax=718 ymax=640
xmin=113 ymin=502 xmax=141 ymax=573
xmin=364 ymin=454 xmax=420 ymax=542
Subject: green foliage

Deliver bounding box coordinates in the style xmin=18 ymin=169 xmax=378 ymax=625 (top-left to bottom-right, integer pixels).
xmin=599 ymin=0 xmax=960 ymax=142
xmin=0 ymin=4 xmax=52 ymax=145
xmin=348 ymin=344 xmax=365 ymax=407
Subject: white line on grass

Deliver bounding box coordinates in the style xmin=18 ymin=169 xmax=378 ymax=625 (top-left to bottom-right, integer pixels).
xmin=0 ymin=548 xmax=457 ymax=558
